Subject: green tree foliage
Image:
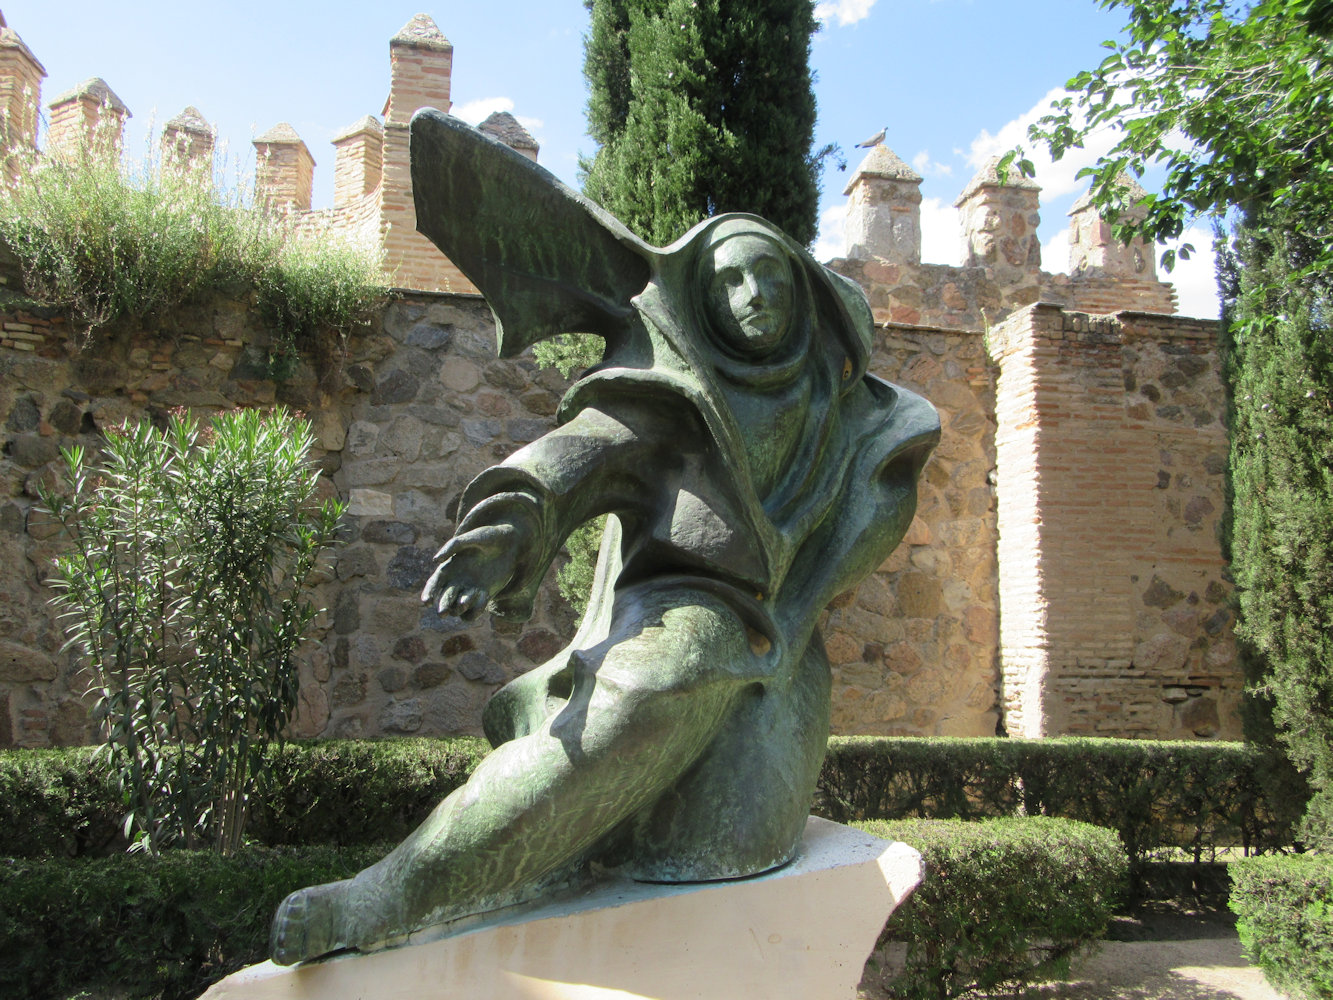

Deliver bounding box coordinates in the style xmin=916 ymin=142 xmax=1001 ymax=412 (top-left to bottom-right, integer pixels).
xmin=581 ymin=0 xmax=826 ymax=248
xmin=1222 ymin=217 xmax=1333 ymax=845
xmin=1016 ymin=0 xmax=1333 ymax=846
xmin=38 ymin=408 xmax=344 ymax=854
xmin=1006 ymin=0 xmax=1333 ymax=273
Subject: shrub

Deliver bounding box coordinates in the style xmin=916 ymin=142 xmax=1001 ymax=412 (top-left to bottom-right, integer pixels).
xmin=818 ymin=736 xmax=1308 ymax=868
xmin=0 ymin=843 xmax=387 ymax=1000
xmin=857 ymin=817 xmax=1127 ymax=999
xmin=249 ymin=736 xmax=492 ymax=847
xmin=0 ymin=737 xmax=490 ymax=858
xmin=39 ymin=408 xmax=344 ymax=854
xmin=1231 ymin=853 xmax=1333 ymax=999
xmin=256 ymin=229 xmax=389 ymax=385
xmin=0 ymin=125 xmax=387 ymax=365
xmin=0 ymin=746 xmax=122 ymax=858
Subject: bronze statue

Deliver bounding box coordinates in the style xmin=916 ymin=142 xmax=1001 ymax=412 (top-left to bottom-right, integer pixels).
xmin=270 ymin=111 xmax=938 ymax=965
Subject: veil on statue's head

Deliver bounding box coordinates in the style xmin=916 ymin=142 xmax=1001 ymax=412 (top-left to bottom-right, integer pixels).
xmin=669 ymin=213 xmax=874 ymax=393
xmin=408 ymin=111 xmax=875 ymax=391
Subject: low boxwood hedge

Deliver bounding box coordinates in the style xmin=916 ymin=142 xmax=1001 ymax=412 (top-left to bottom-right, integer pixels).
xmin=0 ymin=818 xmax=1125 ymax=1000
xmin=1230 ymin=853 xmax=1333 ymax=999
xmin=0 ymin=737 xmax=489 ymax=858
xmin=0 ymin=736 xmax=1307 ymax=870
xmin=0 ymin=843 xmax=389 ymax=1000
xmin=819 ymin=736 xmax=1307 ymax=867
xmin=856 ymin=816 xmax=1128 ymax=999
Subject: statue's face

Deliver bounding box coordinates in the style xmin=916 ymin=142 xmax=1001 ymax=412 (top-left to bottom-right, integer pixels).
xmin=702 ymin=234 xmax=794 ymax=353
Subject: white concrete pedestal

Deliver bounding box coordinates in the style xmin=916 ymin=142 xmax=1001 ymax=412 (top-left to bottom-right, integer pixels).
xmin=203 ymin=817 xmax=922 ymax=1000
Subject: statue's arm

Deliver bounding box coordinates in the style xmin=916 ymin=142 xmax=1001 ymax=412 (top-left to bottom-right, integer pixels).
xmin=423 ymin=401 xmax=676 ymax=620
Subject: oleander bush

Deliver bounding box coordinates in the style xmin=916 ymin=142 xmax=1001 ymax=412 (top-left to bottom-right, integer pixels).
xmin=1230 ymin=853 xmax=1333 ymax=999
xmin=0 ymin=843 xmax=388 ymax=1000
xmin=819 ymin=736 xmax=1307 ymax=868
xmin=39 ymin=408 xmax=345 ymax=854
xmin=856 ymin=817 xmax=1127 ymax=999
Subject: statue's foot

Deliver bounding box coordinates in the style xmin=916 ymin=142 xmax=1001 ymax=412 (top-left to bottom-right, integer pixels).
xmin=270 ymin=879 xmax=352 ymax=966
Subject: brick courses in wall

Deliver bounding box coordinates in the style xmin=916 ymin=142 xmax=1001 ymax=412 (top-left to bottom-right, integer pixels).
xmin=987 ymin=305 xmax=1237 ymax=739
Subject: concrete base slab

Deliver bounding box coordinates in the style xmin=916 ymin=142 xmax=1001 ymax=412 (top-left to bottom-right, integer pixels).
xmin=203 ymin=816 xmax=922 ymax=1000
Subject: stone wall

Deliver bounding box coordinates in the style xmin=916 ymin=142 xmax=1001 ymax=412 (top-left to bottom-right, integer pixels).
xmin=0 ymin=289 xmax=1015 ymax=746
xmin=0 ymin=291 xmax=572 ymax=746
xmin=823 ymin=325 xmax=1000 ymax=736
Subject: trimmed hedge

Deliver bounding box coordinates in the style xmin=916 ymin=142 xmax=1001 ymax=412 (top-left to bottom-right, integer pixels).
xmin=0 ymin=819 xmax=1124 ymax=1000
xmin=249 ymin=737 xmax=490 ymax=847
xmin=856 ymin=817 xmax=1127 ymax=999
xmin=0 ymin=745 xmax=122 ymax=858
xmin=0 ymin=737 xmax=489 ymax=858
xmin=0 ymin=736 xmax=1307 ymax=866
xmin=1230 ymin=853 xmax=1333 ymax=999
xmin=0 ymin=843 xmax=389 ymax=1000
xmin=819 ymin=736 xmax=1307 ymax=866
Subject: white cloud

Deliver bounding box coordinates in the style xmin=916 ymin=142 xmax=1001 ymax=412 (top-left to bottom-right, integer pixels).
xmin=814 ymin=0 xmax=876 ymax=27
xmin=814 ymin=201 xmax=848 ymax=263
xmin=966 ymin=87 xmax=1124 ymax=202
xmin=453 ymin=97 xmax=515 ymax=126
xmin=1167 ymin=226 xmax=1221 ymax=320
xmin=920 ymin=196 xmax=961 ymax=267
xmin=1042 ymin=228 xmax=1070 ymax=274
xmin=911 ymin=149 xmax=952 ymax=178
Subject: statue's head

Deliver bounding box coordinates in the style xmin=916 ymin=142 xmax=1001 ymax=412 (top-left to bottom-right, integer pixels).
xmin=698 ymin=229 xmax=795 ymax=355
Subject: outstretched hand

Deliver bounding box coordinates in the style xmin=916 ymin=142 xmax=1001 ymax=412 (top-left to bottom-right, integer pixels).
xmin=421 ymin=523 xmax=525 ymax=620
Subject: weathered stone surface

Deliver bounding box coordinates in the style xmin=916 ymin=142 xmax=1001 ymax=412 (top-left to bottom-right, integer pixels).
xmin=362 ymin=520 xmax=417 ymax=545
xmin=379 ymin=698 xmax=423 ymax=734
xmin=0 ymin=640 xmax=55 ymax=681
xmin=392 ymin=635 xmax=427 ymax=663
xmin=6 ymin=395 xmax=39 ymax=432
xmin=386 ymin=546 xmax=434 ymax=590
xmin=372 ymin=371 xmax=420 ymax=406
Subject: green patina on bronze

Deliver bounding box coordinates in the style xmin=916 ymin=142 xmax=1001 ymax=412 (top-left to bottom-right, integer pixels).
xmin=270 ymin=110 xmax=940 ymax=966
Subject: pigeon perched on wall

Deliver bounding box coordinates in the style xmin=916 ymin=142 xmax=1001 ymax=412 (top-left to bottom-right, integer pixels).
xmin=855 ymin=127 xmax=886 ymax=149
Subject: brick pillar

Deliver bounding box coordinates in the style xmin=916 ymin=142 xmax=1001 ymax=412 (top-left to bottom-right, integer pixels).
xmin=46 ymin=77 xmax=130 ymax=158
xmin=0 ymin=13 xmax=45 ymax=165
xmin=842 ymin=143 xmax=922 ymax=264
xmin=253 ymin=123 xmax=315 ymax=212
xmin=478 ymin=111 xmax=539 ymax=162
xmin=955 ymin=157 xmax=1041 ymax=305
xmin=987 ymin=304 xmax=1240 ymax=739
xmin=379 ymin=13 xmax=472 ymax=292
xmin=161 ymin=106 xmax=214 ymax=167
xmin=332 ymin=115 xmax=384 ymax=207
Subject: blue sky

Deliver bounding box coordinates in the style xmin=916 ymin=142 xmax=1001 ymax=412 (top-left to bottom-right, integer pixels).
xmin=6 ymin=1 xmax=1219 ymax=316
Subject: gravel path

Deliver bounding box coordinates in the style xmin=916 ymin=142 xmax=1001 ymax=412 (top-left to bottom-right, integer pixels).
xmin=1024 ymin=935 xmax=1281 ymax=1000
xmin=862 ymin=910 xmax=1284 ymax=1000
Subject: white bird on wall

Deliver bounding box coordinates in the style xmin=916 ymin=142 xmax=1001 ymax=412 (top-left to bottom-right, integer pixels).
xmin=855 ymin=126 xmax=886 ymax=149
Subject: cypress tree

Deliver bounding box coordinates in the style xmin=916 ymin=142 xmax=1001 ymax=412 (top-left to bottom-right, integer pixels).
xmin=582 ymin=0 xmax=823 ymax=247
xmin=1224 ymin=212 xmax=1333 ymax=845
